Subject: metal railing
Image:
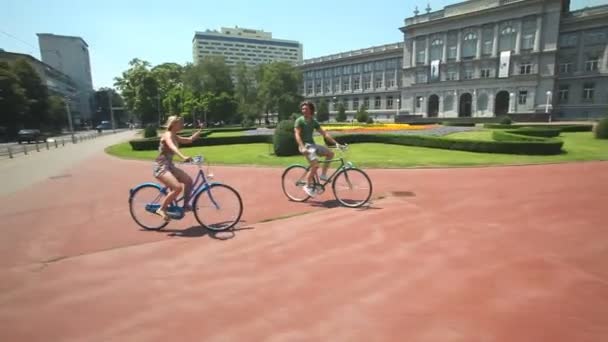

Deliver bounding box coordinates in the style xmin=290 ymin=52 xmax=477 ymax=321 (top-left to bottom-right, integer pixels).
xmin=0 ymin=130 xmax=122 ymax=160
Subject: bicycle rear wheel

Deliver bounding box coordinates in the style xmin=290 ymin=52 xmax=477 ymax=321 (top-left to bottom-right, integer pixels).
xmin=193 ymin=183 xmax=243 ymax=231
xmin=129 ymin=184 xmax=170 ymax=230
xmin=281 ymin=165 xmax=311 ymax=202
xmin=332 ymin=168 xmax=373 ymax=208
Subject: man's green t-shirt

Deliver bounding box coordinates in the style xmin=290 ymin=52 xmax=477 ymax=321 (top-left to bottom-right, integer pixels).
xmin=294 ymin=116 xmax=320 ymax=144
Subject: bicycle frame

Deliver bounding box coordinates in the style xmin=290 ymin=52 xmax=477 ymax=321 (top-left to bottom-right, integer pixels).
xmin=303 ymin=154 xmax=356 ymax=187
xmin=150 ymin=168 xmax=222 ymax=215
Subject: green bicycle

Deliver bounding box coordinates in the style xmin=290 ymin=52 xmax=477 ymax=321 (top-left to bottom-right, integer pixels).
xmin=281 ymin=144 xmax=373 ymax=208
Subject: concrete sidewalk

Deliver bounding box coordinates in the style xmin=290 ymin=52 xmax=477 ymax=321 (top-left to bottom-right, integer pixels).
xmin=0 ymin=130 xmax=137 ymax=196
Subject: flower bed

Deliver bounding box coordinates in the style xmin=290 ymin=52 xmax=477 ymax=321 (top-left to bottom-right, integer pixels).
xmin=321 ymin=123 xmax=435 ymax=133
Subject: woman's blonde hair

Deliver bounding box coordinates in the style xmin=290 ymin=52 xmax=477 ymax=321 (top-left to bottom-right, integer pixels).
xmin=165 ymin=115 xmax=182 ymax=131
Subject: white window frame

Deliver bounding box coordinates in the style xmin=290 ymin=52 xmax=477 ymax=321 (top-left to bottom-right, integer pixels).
xmin=518 ymin=90 xmax=528 ymax=105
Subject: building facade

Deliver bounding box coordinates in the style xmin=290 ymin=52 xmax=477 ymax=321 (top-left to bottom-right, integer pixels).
xmin=555 ymin=5 xmax=608 ymax=119
xmin=299 ymin=43 xmax=403 ymax=122
xmin=400 ymin=0 xmax=563 ymax=119
xmin=192 ymin=27 xmax=303 ymax=67
xmin=300 ymin=0 xmax=607 ymax=121
xmin=37 ymin=33 xmax=94 ymax=124
xmin=0 ymin=50 xmax=80 ymax=118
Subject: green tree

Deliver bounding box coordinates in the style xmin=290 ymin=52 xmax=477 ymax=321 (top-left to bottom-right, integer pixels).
xmin=317 ymin=99 xmax=330 ymax=122
xmin=12 ymin=58 xmax=49 ymax=128
xmin=234 ymin=62 xmax=259 ymax=124
xmin=336 ymin=103 xmax=347 ymax=122
xmin=257 ymin=62 xmax=302 ymax=122
xmin=0 ymin=62 xmax=29 ymax=137
xmin=356 ymin=105 xmax=369 ymax=123
xmin=47 ymin=95 xmax=67 ymax=131
xmin=114 ymin=58 xmax=160 ymax=124
xmin=94 ymin=88 xmax=127 ymax=125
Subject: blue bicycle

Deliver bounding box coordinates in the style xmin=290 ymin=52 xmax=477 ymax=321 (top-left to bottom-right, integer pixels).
xmin=128 ymin=156 xmax=243 ymax=231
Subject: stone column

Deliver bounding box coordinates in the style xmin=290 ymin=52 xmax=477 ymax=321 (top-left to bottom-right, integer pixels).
xmin=577 ymin=32 xmax=585 ymax=72
xmin=412 ymin=39 xmax=417 ymax=65
xmin=476 ymin=27 xmax=482 ymax=59
xmin=425 ymin=35 xmax=430 ymax=65
xmin=534 ymin=14 xmax=543 ymax=52
xmin=515 ymin=20 xmax=522 ymax=55
xmin=489 ymin=91 xmax=495 ymax=116
xmin=456 ymin=31 xmax=462 ymax=62
xmin=439 ymin=92 xmax=445 ymax=117
xmin=442 ymin=32 xmax=448 ymax=63
xmin=492 ymin=24 xmax=499 ymax=57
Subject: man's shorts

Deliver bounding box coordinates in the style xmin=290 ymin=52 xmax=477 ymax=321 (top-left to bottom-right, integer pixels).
xmin=303 ymin=143 xmax=330 ymax=162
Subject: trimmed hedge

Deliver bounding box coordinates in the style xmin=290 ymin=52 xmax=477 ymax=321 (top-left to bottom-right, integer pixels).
xmin=129 ymin=134 xmax=271 ymax=151
xmin=273 ymin=119 xmax=299 ymax=156
xmin=595 ymin=117 xmax=608 ymax=139
xmin=333 ymin=133 xmax=563 ymax=155
xmin=505 ymin=127 xmax=561 ymax=138
xmin=485 ymin=124 xmax=593 ymax=132
xmin=442 ymin=122 xmax=477 ymax=127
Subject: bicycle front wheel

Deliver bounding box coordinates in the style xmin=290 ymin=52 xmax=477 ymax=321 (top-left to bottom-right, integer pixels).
xmin=332 ymin=168 xmax=373 ymax=208
xmin=193 ymin=183 xmax=243 ymax=231
xmin=281 ymin=165 xmax=310 ymax=202
xmin=129 ymin=184 xmax=170 ymax=230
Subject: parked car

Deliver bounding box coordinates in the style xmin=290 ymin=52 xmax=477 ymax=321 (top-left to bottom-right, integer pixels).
xmin=95 ymin=121 xmax=112 ymax=131
xmin=17 ymin=129 xmax=44 ymax=144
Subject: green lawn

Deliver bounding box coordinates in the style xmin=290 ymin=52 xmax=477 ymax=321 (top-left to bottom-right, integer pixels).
xmin=106 ymin=132 xmax=608 ymax=168
xmin=445 ymin=130 xmax=495 ymax=141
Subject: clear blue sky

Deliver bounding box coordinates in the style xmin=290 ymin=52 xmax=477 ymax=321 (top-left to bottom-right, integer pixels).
xmin=1 ymin=0 xmax=605 ymax=89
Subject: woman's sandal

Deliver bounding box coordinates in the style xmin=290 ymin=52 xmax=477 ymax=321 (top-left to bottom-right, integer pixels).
xmin=155 ymin=208 xmax=171 ymax=221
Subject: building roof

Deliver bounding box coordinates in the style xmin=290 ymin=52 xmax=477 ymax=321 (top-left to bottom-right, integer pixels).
xmin=36 ymin=33 xmax=89 ymax=47
xmin=299 ymin=42 xmax=404 ymax=67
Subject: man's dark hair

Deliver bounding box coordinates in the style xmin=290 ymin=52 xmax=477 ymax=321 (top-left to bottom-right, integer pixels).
xmin=300 ymin=101 xmax=316 ymax=114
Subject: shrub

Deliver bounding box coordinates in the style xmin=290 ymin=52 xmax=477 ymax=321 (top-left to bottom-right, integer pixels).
xmin=273 ymin=119 xmax=299 ymax=156
xmin=356 ymin=107 xmax=369 ymax=123
xmin=129 ymin=134 xmax=271 ymax=151
xmin=332 ymin=133 xmax=563 ymax=155
xmin=499 ymin=116 xmax=512 ymax=125
xmin=143 ymin=124 xmax=158 ymax=138
xmin=505 ymin=127 xmax=561 ymax=138
xmin=443 ymin=122 xmax=476 ymax=127
xmin=336 ymin=104 xmax=347 ymax=122
xmin=595 ymin=117 xmax=608 ymax=139
xmin=366 ymin=117 xmax=374 ymax=124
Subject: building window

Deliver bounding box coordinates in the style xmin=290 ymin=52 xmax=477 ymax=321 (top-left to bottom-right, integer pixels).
xmin=583 ymin=83 xmax=594 ymax=100
xmin=342 ymin=98 xmax=349 ymax=110
xmin=478 ymin=93 xmax=488 ymax=111
xmin=416 ymin=71 xmax=427 ymax=83
xmin=375 ymin=76 xmax=383 ymax=88
xmin=482 ymin=27 xmax=494 ymax=55
xmin=363 ymin=63 xmax=373 ymax=72
xmin=522 ymin=33 xmax=535 ymax=50
xmin=481 ymin=69 xmax=492 ymax=78
xmin=374 ymin=96 xmax=381 ymax=109
xmin=462 ymin=32 xmax=478 ymax=58
xmin=353 ymin=78 xmax=360 ymax=90
xmin=363 ymin=75 xmax=371 ymax=90
xmin=447 ymin=70 xmax=457 ymax=81
xmin=375 ymin=61 xmax=385 ymax=71
xmin=584 ymin=31 xmax=606 ymax=45
xmin=353 ymin=98 xmax=359 ymax=109
xmin=585 ymin=57 xmax=599 ymax=72
xmin=342 ymin=78 xmax=349 ymax=91
xmin=306 ymin=83 xmax=313 ymax=95
xmin=559 ymin=34 xmax=577 ymax=48
xmin=363 ymin=97 xmax=370 ymax=108
xmin=324 ymin=81 xmax=330 ymax=93
xmin=387 ymin=96 xmax=394 ymax=109
xmin=520 ymin=63 xmax=532 ymax=75
xmin=333 ymin=78 xmax=340 ymax=92
xmin=448 ymin=46 xmax=457 ymax=60
xmin=464 ymin=68 xmax=473 ymax=80
xmin=430 ymin=38 xmax=443 ymax=61
xmin=518 ymin=90 xmax=528 ymax=105
xmin=444 ymin=95 xmax=454 ymax=111
xmin=559 ymin=63 xmax=572 ymax=74
xmin=558 ymin=85 xmax=569 ymax=103
xmin=417 ymin=50 xmax=426 ymax=64
xmin=315 ymin=81 xmax=321 ymax=94
xmin=499 ymin=26 xmax=516 ymax=52
xmin=416 ymin=96 xmax=423 ymax=109
xmin=387 ymin=76 xmax=395 ymax=88
xmin=343 ymin=66 xmax=351 ymax=75
xmin=353 ymin=64 xmax=361 ymax=73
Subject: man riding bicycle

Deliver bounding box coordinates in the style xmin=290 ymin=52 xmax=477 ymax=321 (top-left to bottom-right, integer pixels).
xmin=294 ymin=101 xmax=342 ymax=197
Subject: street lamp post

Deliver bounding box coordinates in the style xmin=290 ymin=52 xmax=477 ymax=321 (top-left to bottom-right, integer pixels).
xmin=545 ymin=90 xmax=553 ymax=122
xmin=64 ymin=96 xmax=75 ymax=143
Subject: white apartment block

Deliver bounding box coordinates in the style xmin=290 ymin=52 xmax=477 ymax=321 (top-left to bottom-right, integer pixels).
xmin=37 ymin=33 xmax=94 ymax=124
xmin=192 ymin=27 xmax=303 ymax=67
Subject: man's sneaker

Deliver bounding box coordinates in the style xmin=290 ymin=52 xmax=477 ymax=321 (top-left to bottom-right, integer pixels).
xmin=303 ymin=185 xmax=316 ymax=197
xmin=319 ymin=174 xmax=330 ymax=182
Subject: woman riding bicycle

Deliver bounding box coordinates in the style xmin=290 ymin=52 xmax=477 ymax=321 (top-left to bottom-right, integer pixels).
xmin=294 ymin=101 xmax=341 ymax=197
xmin=153 ymin=115 xmax=203 ymax=221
